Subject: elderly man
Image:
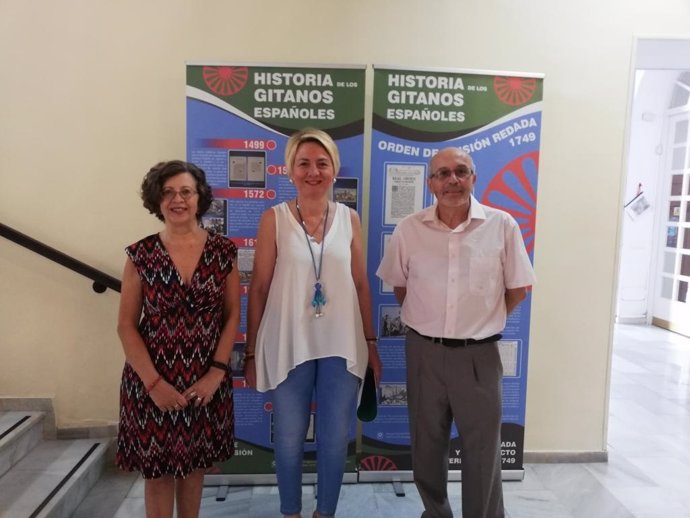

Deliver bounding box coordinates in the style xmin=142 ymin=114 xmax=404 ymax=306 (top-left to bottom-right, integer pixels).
xmin=377 ymin=147 xmax=536 ymax=518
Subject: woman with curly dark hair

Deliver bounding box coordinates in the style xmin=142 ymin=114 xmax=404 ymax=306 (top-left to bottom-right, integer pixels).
xmin=116 ymin=160 xmax=240 ymax=518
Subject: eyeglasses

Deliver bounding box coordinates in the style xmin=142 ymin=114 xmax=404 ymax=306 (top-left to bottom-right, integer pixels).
xmin=429 ymin=167 xmax=473 ymax=181
xmin=161 ymin=188 xmax=198 ymax=201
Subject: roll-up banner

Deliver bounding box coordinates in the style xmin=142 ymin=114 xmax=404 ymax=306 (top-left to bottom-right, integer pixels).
xmin=362 ymin=66 xmax=543 ymax=482
xmin=186 ymin=62 xmax=366 ymax=483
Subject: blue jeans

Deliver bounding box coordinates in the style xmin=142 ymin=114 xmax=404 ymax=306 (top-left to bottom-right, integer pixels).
xmin=271 ymin=357 xmax=359 ymax=517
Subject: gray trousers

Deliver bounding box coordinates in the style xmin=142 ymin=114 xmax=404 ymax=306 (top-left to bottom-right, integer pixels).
xmin=406 ymin=330 xmax=505 ymax=518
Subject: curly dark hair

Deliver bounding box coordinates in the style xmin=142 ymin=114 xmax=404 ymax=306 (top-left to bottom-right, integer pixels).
xmin=140 ymin=160 xmax=214 ymax=222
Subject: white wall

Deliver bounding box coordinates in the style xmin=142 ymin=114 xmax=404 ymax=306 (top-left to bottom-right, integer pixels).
xmin=2 ymin=0 xmax=690 ymax=453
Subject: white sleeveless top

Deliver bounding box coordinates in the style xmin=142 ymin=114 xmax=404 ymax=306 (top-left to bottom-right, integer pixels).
xmin=255 ymin=202 xmax=368 ymax=392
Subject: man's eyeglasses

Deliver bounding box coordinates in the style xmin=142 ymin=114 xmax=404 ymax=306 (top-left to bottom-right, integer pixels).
xmin=161 ymin=188 xmax=198 ymax=201
xmin=429 ymin=167 xmax=473 ymax=181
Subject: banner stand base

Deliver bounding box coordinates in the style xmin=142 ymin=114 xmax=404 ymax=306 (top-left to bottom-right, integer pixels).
xmin=204 ymin=472 xmax=358 ymax=486
xmin=392 ymin=478 xmax=405 ymax=496
xmin=203 ymin=469 xmax=524 ymax=487
xmin=215 ymin=485 xmax=229 ymax=501
xmin=358 ymin=469 xmax=524 ymax=483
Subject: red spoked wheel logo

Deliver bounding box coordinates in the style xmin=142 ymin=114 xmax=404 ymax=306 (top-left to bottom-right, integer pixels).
xmin=359 ymin=455 xmax=397 ymax=471
xmin=493 ymin=76 xmax=537 ymax=106
xmin=203 ymin=66 xmax=248 ymax=96
xmin=481 ymin=151 xmax=538 ymax=255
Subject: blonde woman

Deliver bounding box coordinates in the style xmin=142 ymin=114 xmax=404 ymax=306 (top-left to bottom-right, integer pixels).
xmin=245 ymin=129 xmax=381 ymax=518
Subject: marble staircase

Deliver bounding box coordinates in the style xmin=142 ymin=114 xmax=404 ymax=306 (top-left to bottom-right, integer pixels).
xmin=0 ymin=411 xmax=110 ymax=518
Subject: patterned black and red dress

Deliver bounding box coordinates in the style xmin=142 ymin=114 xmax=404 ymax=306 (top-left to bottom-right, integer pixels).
xmin=116 ymin=232 xmax=236 ymax=479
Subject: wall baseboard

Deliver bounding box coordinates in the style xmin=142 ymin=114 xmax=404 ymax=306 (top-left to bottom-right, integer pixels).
xmin=615 ymin=316 xmax=646 ymax=325
xmin=56 ymin=424 xmax=118 ymax=440
xmin=524 ymin=450 xmax=608 ymax=463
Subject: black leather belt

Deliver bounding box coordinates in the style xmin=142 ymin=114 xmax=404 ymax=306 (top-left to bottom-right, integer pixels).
xmin=411 ymin=328 xmax=501 ymax=348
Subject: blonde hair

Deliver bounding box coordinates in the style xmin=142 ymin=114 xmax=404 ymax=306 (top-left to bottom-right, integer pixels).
xmin=284 ymin=128 xmax=341 ymax=180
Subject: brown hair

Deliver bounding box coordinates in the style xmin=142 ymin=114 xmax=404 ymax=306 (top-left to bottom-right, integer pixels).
xmin=140 ymin=160 xmax=213 ymax=221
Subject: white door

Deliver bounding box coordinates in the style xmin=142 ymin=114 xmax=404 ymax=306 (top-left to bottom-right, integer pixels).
xmin=652 ymin=110 xmax=690 ymax=335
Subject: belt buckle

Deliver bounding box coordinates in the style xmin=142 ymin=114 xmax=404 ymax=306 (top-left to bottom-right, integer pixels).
xmin=449 ymin=338 xmax=469 ymax=348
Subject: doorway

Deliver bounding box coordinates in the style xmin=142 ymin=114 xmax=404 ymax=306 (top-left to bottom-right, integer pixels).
xmin=617 ymin=39 xmax=690 ymax=337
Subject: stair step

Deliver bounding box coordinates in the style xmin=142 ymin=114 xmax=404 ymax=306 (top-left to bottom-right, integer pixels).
xmin=0 ymin=438 xmax=111 ymax=518
xmin=0 ymin=412 xmax=44 ymax=478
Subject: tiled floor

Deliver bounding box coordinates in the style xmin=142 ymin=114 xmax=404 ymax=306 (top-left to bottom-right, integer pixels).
xmin=73 ymin=324 xmax=690 ymax=517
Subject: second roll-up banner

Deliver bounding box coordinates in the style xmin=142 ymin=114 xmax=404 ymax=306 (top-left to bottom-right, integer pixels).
xmin=362 ymin=65 xmax=543 ymax=482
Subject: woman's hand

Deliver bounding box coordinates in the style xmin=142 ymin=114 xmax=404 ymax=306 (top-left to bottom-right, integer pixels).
xmin=149 ymin=379 xmax=188 ymax=412
xmin=243 ymin=358 xmax=257 ymax=389
xmin=368 ymin=344 xmax=383 ymax=386
xmin=183 ymin=368 xmax=225 ymax=407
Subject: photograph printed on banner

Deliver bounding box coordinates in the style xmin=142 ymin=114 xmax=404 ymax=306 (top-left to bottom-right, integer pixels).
xmin=228 ymin=150 xmax=266 ymax=188
xmin=379 ymin=305 xmax=408 ymax=338
xmin=236 ymin=248 xmax=255 ymax=285
xmin=333 ymin=177 xmax=359 ymax=211
xmin=230 ymin=342 xmax=253 ymax=374
xmin=379 ymin=383 xmax=407 ymax=406
xmin=201 ymin=199 xmax=227 ymax=235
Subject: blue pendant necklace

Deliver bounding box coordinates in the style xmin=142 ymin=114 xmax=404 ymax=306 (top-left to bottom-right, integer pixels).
xmin=295 ymin=199 xmax=329 ymax=318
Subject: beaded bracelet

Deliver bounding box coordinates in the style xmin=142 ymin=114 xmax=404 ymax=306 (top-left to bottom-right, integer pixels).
xmin=146 ymin=375 xmax=162 ymax=394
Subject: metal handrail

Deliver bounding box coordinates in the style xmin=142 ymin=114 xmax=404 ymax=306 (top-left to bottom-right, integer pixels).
xmin=0 ymin=223 xmax=121 ymax=293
